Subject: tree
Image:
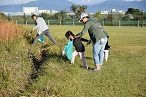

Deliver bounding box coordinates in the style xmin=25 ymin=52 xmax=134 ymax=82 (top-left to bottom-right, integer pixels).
xmin=70 ymin=4 xmax=87 ymax=19
xmin=126 ymin=8 xmax=141 ymax=15
xmin=52 ymin=10 xmax=67 ymax=24
xmin=95 ymin=11 xmax=102 ymax=21
xmin=125 ymin=8 xmax=141 ymax=20
xmin=40 ymin=13 xmax=49 ymax=20
xmin=107 ymin=10 xmax=113 ymax=26
xmin=117 ymin=13 xmax=125 ymax=21
xmin=0 ymin=12 xmax=7 ymax=20
xmin=23 ymin=13 xmax=27 ymax=24
xmin=60 ymin=10 xmax=67 ymax=25
xmin=143 ymin=12 xmax=146 ymax=20
xmin=53 ymin=10 xmax=67 ymax=20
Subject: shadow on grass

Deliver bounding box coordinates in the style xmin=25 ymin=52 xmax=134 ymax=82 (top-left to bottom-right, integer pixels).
xmin=79 ymin=66 xmax=94 ymax=70
xmin=84 ymin=56 xmax=93 ymax=59
xmin=27 ymin=48 xmax=69 ymax=84
xmin=87 ymin=67 xmax=95 ymax=70
xmin=41 ymin=44 xmax=51 ymax=49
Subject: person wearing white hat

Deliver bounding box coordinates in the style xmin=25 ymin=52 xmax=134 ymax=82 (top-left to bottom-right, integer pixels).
xmin=79 ymin=13 xmax=89 ymax=22
xmin=76 ymin=13 xmax=109 ymax=72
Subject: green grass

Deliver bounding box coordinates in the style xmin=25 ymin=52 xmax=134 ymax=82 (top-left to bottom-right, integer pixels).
xmin=0 ymin=25 xmax=146 ymax=97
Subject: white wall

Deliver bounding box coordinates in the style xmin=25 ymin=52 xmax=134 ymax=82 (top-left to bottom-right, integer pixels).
xmin=23 ymin=7 xmax=38 ymax=15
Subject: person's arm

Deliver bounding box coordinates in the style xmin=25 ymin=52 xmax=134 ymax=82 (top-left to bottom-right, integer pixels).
xmin=100 ymin=23 xmax=109 ymax=38
xmin=29 ymin=24 xmax=39 ymax=35
xmin=32 ymin=18 xmax=41 ymax=31
xmin=104 ymin=31 xmax=109 ymax=38
xmin=33 ymin=19 xmax=42 ymax=34
xmin=32 ymin=25 xmax=39 ymax=31
xmin=102 ymin=27 xmax=109 ymax=38
xmin=76 ymin=22 xmax=90 ymax=37
xmin=80 ymin=38 xmax=89 ymax=42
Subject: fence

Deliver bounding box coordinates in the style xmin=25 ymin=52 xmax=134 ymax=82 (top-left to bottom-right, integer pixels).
xmin=102 ymin=20 xmax=146 ymax=27
xmin=14 ymin=19 xmax=146 ymax=27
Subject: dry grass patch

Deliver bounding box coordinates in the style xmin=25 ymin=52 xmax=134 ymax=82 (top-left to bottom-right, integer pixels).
xmin=0 ymin=18 xmax=22 ymax=43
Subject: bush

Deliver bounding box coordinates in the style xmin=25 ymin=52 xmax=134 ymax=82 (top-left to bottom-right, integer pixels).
xmin=0 ymin=18 xmax=22 ymax=44
xmin=0 ymin=13 xmax=7 ymax=20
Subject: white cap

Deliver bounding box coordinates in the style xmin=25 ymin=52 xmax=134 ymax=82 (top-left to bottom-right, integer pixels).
xmin=79 ymin=13 xmax=88 ymax=22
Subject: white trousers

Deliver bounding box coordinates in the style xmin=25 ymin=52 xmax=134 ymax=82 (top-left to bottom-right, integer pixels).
xmin=71 ymin=50 xmax=87 ymax=67
xmin=104 ymin=50 xmax=109 ymax=61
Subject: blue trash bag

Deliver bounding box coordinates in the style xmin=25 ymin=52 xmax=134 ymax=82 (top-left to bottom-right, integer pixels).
xmin=38 ymin=35 xmax=45 ymax=44
xmin=63 ymin=39 xmax=73 ymax=61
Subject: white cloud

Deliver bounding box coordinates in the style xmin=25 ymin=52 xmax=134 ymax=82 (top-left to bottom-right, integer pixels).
xmin=0 ymin=0 xmax=36 ymax=6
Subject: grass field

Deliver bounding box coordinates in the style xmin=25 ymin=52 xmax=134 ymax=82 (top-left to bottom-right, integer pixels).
xmin=0 ymin=25 xmax=146 ymax=97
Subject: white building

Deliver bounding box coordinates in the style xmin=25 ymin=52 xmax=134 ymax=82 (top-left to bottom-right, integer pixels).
xmin=111 ymin=9 xmax=116 ymax=12
xmin=101 ymin=11 xmax=109 ymax=15
xmin=101 ymin=9 xmax=125 ymax=15
xmin=39 ymin=10 xmax=51 ymax=14
xmin=118 ymin=11 xmax=125 ymax=14
xmin=51 ymin=10 xmax=58 ymax=14
xmin=23 ymin=7 xmax=38 ymax=15
xmin=67 ymin=12 xmax=75 ymax=15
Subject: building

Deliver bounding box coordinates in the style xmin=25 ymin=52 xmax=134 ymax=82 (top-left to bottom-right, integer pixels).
xmin=67 ymin=12 xmax=75 ymax=16
xmin=101 ymin=9 xmax=125 ymax=15
xmin=23 ymin=7 xmax=38 ymax=15
xmin=101 ymin=11 xmax=109 ymax=15
xmin=51 ymin=10 xmax=58 ymax=14
xmin=38 ymin=10 xmax=51 ymax=14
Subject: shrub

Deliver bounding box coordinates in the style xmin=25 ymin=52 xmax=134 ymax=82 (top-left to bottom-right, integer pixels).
xmin=0 ymin=18 xmax=22 ymax=44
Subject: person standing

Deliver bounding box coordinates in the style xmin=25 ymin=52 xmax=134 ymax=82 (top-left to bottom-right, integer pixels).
xmin=31 ymin=14 xmax=57 ymax=44
xmin=76 ymin=13 xmax=108 ymax=71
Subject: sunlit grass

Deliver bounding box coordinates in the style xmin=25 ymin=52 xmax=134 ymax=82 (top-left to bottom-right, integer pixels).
xmin=0 ymin=25 xmax=146 ymax=97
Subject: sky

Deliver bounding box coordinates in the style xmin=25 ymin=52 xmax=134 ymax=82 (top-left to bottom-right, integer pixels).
xmin=0 ymin=0 xmax=143 ymax=6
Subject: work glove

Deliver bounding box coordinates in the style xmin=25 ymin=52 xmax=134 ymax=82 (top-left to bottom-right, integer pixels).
xmin=62 ymin=50 xmax=65 ymax=56
xmin=29 ymin=30 xmax=33 ymax=36
xmin=100 ymin=38 xmax=105 ymax=44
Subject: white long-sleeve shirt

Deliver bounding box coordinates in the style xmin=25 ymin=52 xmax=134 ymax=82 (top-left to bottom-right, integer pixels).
xmin=32 ymin=17 xmax=48 ymax=35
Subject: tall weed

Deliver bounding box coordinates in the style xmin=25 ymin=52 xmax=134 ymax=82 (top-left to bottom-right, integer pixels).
xmin=0 ymin=18 xmax=22 ymax=44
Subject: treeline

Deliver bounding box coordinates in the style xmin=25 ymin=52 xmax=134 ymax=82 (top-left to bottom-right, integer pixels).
xmin=2 ymin=5 xmax=146 ymax=24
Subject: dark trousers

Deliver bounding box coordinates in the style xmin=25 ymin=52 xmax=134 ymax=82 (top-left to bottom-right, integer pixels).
xmin=33 ymin=29 xmax=57 ymax=44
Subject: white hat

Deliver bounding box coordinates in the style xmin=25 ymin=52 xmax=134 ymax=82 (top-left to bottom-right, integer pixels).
xmin=79 ymin=13 xmax=88 ymax=22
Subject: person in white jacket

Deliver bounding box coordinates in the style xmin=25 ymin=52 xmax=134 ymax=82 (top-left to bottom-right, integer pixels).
xmin=31 ymin=14 xmax=57 ymax=44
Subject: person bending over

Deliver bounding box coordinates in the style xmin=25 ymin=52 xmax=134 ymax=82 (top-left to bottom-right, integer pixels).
xmin=30 ymin=14 xmax=57 ymax=44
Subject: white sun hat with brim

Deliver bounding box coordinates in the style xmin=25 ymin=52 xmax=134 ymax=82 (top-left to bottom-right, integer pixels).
xmin=79 ymin=13 xmax=89 ymax=22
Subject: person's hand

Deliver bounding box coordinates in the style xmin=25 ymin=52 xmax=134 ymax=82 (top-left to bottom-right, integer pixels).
xmin=62 ymin=50 xmax=65 ymax=56
xmin=29 ymin=30 xmax=33 ymax=36
xmin=100 ymin=38 xmax=105 ymax=44
xmin=87 ymin=39 xmax=92 ymax=45
xmin=75 ymin=36 xmax=80 ymax=38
